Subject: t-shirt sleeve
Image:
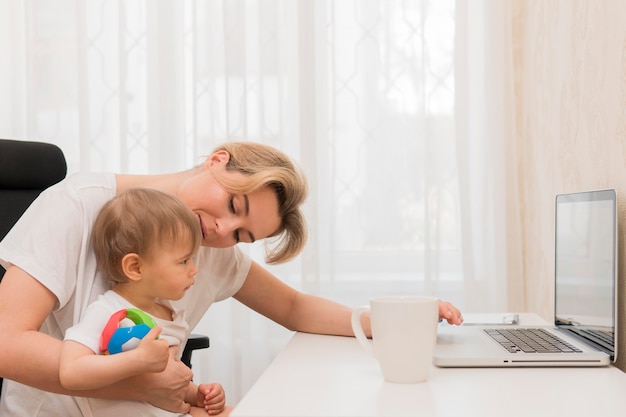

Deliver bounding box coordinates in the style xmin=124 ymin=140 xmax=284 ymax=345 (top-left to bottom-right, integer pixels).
xmin=208 ymin=246 xmax=252 ymax=302
xmin=64 ymin=300 xmax=114 ymax=354
xmin=179 ymin=246 xmax=252 ymax=331
xmin=0 ymin=174 xmax=112 ymax=310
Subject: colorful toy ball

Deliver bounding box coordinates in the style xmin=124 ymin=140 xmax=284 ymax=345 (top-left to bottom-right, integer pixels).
xmin=99 ymin=308 xmax=157 ymax=355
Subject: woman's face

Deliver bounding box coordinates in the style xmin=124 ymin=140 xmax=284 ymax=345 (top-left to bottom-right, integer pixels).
xmin=177 ymin=151 xmax=281 ymax=248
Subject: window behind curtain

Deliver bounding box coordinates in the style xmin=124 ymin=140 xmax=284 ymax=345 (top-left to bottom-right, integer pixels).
xmin=0 ymin=0 xmax=461 ymax=402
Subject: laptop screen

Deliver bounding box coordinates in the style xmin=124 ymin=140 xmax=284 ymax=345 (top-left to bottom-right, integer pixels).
xmin=554 ymin=190 xmax=616 ymax=350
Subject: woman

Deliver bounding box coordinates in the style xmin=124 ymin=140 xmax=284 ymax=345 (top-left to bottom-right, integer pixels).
xmin=0 ymin=141 xmax=463 ymax=416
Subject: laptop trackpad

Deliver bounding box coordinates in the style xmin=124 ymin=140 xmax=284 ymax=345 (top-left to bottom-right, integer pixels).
xmin=435 ymin=326 xmax=505 ymax=360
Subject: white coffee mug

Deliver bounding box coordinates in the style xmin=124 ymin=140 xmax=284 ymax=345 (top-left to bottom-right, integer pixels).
xmin=351 ymin=295 xmax=438 ymax=383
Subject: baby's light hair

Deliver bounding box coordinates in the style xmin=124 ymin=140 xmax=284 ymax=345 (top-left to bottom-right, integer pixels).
xmin=92 ymin=188 xmax=201 ymax=284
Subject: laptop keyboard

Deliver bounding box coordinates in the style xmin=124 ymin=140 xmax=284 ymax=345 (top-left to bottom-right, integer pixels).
xmin=570 ymin=328 xmax=613 ymax=345
xmin=484 ymin=328 xmax=583 ymax=354
xmin=563 ymin=327 xmax=614 ymax=351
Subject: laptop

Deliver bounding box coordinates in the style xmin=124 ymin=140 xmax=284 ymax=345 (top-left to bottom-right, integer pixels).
xmin=434 ymin=189 xmax=617 ymax=367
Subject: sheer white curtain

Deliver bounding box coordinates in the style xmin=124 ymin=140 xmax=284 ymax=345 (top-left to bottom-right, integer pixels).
xmin=0 ymin=0 xmax=515 ymax=404
xmin=455 ymin=0 xmax=523 ymax=313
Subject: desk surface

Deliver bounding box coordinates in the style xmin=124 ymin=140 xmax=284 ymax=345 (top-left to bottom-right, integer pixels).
xmin=231 ymin=314 xmax=626 ymax=417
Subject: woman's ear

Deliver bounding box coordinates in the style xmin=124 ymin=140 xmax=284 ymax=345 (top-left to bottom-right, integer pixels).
xmin=204 ymin=150 xmax=230 ymax=168
xmin=121 ymin=253 xmax=143 ymax=282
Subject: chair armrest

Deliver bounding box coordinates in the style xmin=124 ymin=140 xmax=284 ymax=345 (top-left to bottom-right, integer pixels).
xmin=181 ymin=333 xmax=210 ymax=369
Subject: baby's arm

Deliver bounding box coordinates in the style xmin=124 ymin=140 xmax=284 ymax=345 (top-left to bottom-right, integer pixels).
xmin=59 ymin=326 xmax=169 ymax=390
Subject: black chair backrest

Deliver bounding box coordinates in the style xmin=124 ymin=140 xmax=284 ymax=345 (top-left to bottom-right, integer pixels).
xmin=0 ymin=139 xmax=66 ymax=394
xmin=0 ymin=139 xmax=67 ymax=278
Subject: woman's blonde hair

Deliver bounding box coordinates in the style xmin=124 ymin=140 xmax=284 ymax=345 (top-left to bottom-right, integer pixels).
xmin=210 ymin=141 xmax=308 ymax=264
xmin=93 ymin=188 xmax=202 ymax=284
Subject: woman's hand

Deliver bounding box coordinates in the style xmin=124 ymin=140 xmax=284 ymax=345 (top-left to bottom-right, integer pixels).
xmin=438 ymin=300 xmax=463 ymax=325
xmin=137 ymin=346 xmax=194 ymax=413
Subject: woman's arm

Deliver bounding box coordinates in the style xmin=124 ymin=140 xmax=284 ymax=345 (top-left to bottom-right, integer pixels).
xmin=0 ymin=265 xmax=193 ymax=413
xmin=234 ymin=261 xmax=463 ymax=337
xmin=234 ymin=261 xmax=369 ymax=336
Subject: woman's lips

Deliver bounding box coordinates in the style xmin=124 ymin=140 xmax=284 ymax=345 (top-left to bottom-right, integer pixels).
xmin=197 ymin=214 xmax=207 ymax=239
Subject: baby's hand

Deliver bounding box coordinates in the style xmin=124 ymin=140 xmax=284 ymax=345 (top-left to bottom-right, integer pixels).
xmin=135 ymin=326 xmax=169 ymax=372
xmin=197 ymin=383 xmax=226 ymax=415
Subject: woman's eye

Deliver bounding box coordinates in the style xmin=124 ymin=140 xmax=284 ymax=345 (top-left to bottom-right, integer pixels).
xmin=229 ymin=196 xmax=236 ymax=213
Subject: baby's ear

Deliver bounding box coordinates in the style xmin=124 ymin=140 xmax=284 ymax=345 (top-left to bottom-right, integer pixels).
xmin=121 ymin=253 xmax=143 ymax=282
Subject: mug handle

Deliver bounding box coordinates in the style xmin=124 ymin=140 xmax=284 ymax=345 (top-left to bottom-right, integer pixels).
xmin=351 ymin=305 xmax=374 ymax=356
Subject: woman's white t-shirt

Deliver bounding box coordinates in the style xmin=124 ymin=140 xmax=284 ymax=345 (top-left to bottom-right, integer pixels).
xmin=0 ymin=172 xmax=251 ymax=417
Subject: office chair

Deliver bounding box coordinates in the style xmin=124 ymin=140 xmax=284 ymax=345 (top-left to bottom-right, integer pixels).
xmin=0 ymin=139 xmax=209 ymax=394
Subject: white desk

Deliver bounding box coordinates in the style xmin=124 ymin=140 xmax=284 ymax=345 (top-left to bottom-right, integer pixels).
xmin=231 ymin=314 xmax=626 ymax=417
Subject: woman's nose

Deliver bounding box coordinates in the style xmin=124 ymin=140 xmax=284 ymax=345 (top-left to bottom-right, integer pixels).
xmin=215 ymin=217 xmax=239 ymax=237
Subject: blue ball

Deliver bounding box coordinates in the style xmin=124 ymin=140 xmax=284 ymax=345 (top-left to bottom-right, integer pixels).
xmin=107 ymin=323 xmax=151 ymax=354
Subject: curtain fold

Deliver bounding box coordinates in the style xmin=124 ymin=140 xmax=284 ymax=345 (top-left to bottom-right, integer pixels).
xmin=455 ymin=0 xmax=522 ymax=313
xmin=0 ymin=0 xmax=519 ymax=404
